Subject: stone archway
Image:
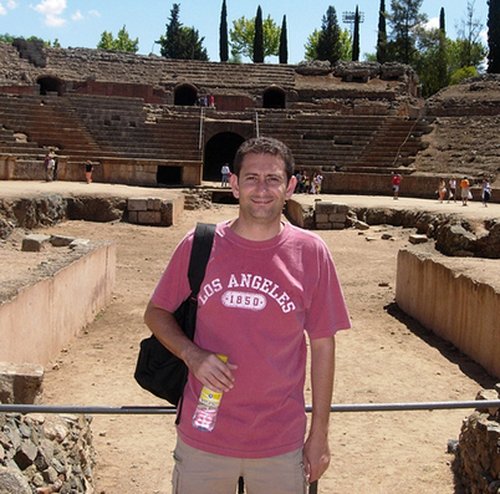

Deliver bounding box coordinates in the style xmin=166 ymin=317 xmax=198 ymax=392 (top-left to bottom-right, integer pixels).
xmin=263 ymin=86 xmax=286 ymax=109
xmin=37 ymin=76 xmax=63 ymax=96
xmin=174 ymin=83 xmax=198 ymax=106
xmin=203 ymin=132 xmax=245 ymax=182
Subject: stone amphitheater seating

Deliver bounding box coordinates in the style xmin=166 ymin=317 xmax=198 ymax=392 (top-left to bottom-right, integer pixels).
xmin=0 ymin=91 xmax=426 ymax=180
xmin=258 ymin=111 xmax=426 ymax=173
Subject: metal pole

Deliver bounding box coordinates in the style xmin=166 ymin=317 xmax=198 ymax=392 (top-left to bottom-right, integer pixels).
xmin=0 ymin=400 xmax=499 ymax=415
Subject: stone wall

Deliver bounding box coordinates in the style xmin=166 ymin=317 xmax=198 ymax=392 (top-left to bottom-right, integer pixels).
xmin=0 ymin=241 xmax=116 ymax=365
xmin=0 ymin=413 xmax=95 ymax=493
xmin=395 ymin=248 xmax=500 ymax=378
xmin=453 ymin=386 xmax=500 ymax=494
xmin=322 ymin=172 xmax=498 ymax=203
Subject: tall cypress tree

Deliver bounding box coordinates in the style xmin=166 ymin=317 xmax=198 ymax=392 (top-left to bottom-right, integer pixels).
xmin=253 ymin=6 xmax=264 ymax=62
xmin=219 ymin=0 xmax=228 ymax=62
xmin=316 ymin=6 xmax=342 ymax=65
xmin=376 ymin=0 xmax=387 ymax=63
xmin=439 ymin=6 xmax=446 ymax=34
xmin=487 ymin=0 xmax=500 ymax=73
xmin=279 ymin=14 xmax=288 ymax=64
xmin=437 ymin=8 xmax=449 ymax=91
xmin=352 ymin=6 xmax=360 ymax=61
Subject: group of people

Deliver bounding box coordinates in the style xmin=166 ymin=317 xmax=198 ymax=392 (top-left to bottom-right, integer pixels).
xmin=198 ymin=94 xmax=215 ymax=108
xmin=438 ymin=176 xmax=492 ymax=207
xmin=44 ymin=153 xmax=96 ymax=184
xmin=393 ymin=172 xmax=492 ymax=207
xmin=294 ymin=170 xmax=324 ymax=194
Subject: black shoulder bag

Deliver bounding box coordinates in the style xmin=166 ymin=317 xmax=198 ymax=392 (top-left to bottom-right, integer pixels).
xmin=134 ymin=223 xmax=216 ymax=407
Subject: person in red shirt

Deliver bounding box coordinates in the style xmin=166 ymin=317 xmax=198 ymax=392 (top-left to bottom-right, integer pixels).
xmin=144 ymin=137 xmax=350 ymax=493
xmin=391 ymin=172 xmax=402 ymax=199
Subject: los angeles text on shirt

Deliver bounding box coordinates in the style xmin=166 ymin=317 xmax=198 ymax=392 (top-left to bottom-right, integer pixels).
xmin=199 ymin=272 xmax=296 ymax=314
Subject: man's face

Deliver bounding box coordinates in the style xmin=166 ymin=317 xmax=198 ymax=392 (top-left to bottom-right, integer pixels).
xmin=231 ymin=153 xmax=296 ymax=225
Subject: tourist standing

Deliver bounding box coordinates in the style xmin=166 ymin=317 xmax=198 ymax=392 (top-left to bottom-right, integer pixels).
xmin=481 ymin=178 xmax=492 ymax=207
xmin=45 ymin=154 xmax=55 ymax=182
xmin=144 ymin=137 xmax=350 ymax=493
xmin=448 ymin=177 xmax=457 ymax=203
xmin=391 ymin=172 xmax=402 ymax=200
xmin=85 ymin=160 xmax=94 ymax=184
xmin=220 ymin=163 xmax=231 ymax=187
xmin=437 ymin=179 xmax=447 ymax=203
xmin=460 ymin=176 xmax=471 ymax=206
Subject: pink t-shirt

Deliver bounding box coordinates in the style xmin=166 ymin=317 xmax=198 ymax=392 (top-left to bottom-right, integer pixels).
xmin=151 ymin=221 xmax=350 ymax=458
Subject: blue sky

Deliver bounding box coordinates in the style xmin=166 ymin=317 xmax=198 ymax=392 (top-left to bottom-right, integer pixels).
xmin=0 ymin=0 xmax=490 ymax=63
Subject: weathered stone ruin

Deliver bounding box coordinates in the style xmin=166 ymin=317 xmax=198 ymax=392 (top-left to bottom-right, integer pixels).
xmin=453 ymin=386 xmax=500 ymax=494
xmin=0 ymin=412 xmax=95 ymax=493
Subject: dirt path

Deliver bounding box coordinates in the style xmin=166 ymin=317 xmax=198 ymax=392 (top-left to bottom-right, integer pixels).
xmin=33 ymin=202 xmax=496 ymax=494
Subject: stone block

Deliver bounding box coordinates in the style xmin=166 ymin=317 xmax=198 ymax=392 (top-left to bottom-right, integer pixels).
xmin=409 ymin=234 xmax=429 ymax=244
xmin=138 ymin=211 xmax=162 ymax=225
xmin=315 ymin=202 xmax=335 ymax=214
xmin=0 ymin=362 xmax=44 ymax=404
xmin=147 ymin=198 xmax=162 ymax=211
xmin=332 ymin=203 xmax=349 ymax=214
xmin=315 ymin=213 xmax=330 ymax=224
xmin=329 ymin=213 xmax=347 ymax=224
xmin=21 ymin=234 xmax=50 ymax=252
xmin=127 ymin=198 xmax=148 ymax=211
xmin=50 ymin=235 xmax=75 ymax=247
xmin=127 ymin=211 xmax=138 ymax=223
xmin=354 ymin=220 xmax=370 ymax=230
xmin=69 ymin=238 xmax=90 ymax=249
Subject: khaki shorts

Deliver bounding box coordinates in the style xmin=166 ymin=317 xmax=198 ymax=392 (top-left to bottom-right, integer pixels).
xmin=172 ymin=438 xmax=307 ymax=494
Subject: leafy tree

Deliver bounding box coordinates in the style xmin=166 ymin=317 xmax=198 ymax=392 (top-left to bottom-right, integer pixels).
xmin=447 ymin=37 xmax=487 ymax=72
xmin=253 ymin=6 xmax=264 ymax=63
xmin=304 ymin=28 xmax=352 ymax=62
xmin=98 ymin=25 xmax=139 ymax=53
xmin=450 ymin=65 xmax=478 ymax=84
xmin=316 ymin=6 xmax=342 ymax=65
xmin=387 ymin=0 xmax=427 ymax=65
xmin=279 ymin=15 xmax=288 ymax=64
xmin=1 ymin=34 xmax=60 ymax=47
xmin=456 ymin=0 xmax=485 ymax=68
xmin=219 ymin=0 xmax=228 ymax=62
xmin=414 ymin=26 xmax=449 ymax=97
xmin=0 ymin=34 xmax=15 ymax=43
xmin=352 ymin=6 xmax=360 ymax=61
xmin=487 ymin=0 xmax=500 ymax=72
xmin=230 ymin=15 xmax=280 ymax=61
xmin=156 ymin=3 xmax=208 ymax=60
xmin=376 ymin=0 xmax=388 ymax=63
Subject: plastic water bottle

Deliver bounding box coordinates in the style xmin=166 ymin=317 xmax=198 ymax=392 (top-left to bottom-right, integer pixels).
xmin=192 ymin=354 xmax=228 ymax=432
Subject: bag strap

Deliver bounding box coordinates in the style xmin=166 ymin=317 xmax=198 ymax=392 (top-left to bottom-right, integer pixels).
xmin=187 ymin=223 xmax=216 ymax=296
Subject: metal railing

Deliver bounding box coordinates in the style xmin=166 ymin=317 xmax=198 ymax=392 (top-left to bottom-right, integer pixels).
xmin=1 ymin=399 xmax=499 ymax=415
xmin=1 ymin=399 xmax=498 ymax=494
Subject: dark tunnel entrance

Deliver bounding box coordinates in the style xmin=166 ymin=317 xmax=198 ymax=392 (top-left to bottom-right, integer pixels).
xmin=203 ymin=132 xmax=245 ymax=182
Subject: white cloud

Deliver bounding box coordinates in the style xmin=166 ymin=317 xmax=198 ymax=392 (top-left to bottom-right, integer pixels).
xmin=33 ymin=0 xmax=67 ymax=26
xmin=0 ymin=0 xmax=17 ymax=15
xmin=88 ymin=9 xmax=100 ymax=17
xmin=424 ymin=17 xmax=440 ymax=31
xmin=71 ymin=9 xmax=83 ymax=21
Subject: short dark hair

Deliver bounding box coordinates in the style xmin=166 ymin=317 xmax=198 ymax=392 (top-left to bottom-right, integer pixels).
xmin=233 ymin=137 xmax=295 ymax=181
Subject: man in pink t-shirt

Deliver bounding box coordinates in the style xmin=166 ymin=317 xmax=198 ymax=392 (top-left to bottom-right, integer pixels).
xmin=145 ymin=137 xmax=350 ymax=493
